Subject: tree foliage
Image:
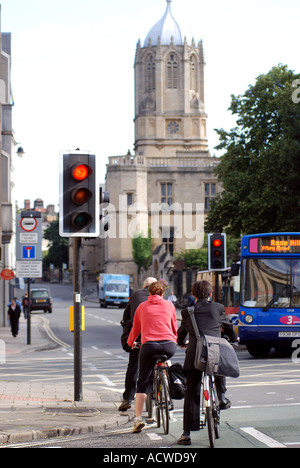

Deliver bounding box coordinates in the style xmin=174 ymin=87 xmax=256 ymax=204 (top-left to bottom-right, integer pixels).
xmin=43 ymin=219 xmax=69 ymax=268
xmin=132 ymin=231 xmax=153 ymax=273
xmin=205 ymin=65 xmax=300 ymax=237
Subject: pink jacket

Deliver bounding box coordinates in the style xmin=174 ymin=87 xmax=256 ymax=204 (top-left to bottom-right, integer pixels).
xmin=127 ymin=295 xmax=178 ymax=347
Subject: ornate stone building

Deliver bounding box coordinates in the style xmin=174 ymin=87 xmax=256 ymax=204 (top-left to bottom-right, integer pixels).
xmin=104 ymin=0 xmax=221 ymax=288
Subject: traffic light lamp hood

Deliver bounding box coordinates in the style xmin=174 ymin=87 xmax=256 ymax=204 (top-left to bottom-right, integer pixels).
xmin=59 ymin=151 xmax=99 ymax=238
xmin=208 ymin=233 xmax=227 ymax=271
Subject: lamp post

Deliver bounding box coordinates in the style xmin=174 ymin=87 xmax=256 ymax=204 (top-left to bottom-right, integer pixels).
xmin=16 ymin=146 xmax=25 ymax=158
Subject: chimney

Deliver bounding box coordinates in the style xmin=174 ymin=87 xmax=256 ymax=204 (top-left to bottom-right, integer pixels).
xmin=24 ymin=199 xmax=31 ymax=210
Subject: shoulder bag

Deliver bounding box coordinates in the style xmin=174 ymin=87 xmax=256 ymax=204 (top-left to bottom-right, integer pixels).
xmin=187 ymin=307 xmax=240 ymax=378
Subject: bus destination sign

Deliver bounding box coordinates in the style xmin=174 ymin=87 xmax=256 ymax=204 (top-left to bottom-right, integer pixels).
xmin=249 ymin=236 xmax=300 ymax=254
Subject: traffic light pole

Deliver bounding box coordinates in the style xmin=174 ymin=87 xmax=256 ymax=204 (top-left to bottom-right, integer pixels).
xmin=214 ymin=271 xmax=220 ymax=303
xmin=73 ymin=237 xmax=83 ymax=402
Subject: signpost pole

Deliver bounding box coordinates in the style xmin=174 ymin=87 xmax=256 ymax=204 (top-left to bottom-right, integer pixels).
xmin=73 ymin=237 xmax=83 ymax=402
xmin=27 ymin=279 xmax=31 ymax=345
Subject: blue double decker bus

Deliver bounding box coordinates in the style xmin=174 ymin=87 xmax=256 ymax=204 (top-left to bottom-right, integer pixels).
xmin=239 ymin=233 xmax=300 ymax=357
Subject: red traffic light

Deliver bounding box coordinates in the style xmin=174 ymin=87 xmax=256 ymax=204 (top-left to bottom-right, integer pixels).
xmin=208 ymin=233 xmax=227 ymax=271
xmin=72 ymin=164 xmax=92 ymax=181
xmin=213 ymin=239 xmax=222 ymax=248
xmin=60 ymin=152 xmax=99 ymax=237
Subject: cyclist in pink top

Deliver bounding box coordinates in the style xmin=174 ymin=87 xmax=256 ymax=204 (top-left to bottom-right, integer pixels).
xmin=127 ymin=281 xmax=178 ymax=433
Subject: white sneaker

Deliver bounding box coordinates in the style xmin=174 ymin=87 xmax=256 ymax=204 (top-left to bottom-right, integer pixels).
xmin=132 ymin=417 xmax=145 ymax=433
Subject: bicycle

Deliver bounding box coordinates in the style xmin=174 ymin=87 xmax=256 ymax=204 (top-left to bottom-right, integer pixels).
xmin=146 ymin=354 xmax=172 ymax=435
xmin=200 ymin=371 xmax=220 ymax=448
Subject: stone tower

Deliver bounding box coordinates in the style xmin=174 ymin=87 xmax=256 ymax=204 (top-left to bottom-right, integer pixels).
xmin=104 ymin=0 xmax=220 ymax=288
xmin=135 ymin=0 xmax=208 ymax=158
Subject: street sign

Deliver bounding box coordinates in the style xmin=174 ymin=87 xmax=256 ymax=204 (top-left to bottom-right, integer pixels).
xmin=20 ymin=217 xmax=37 ymax=232
xmin=0 ymin=269 xmax=15 ymax=281
xmin=16 ymin=211 xmax=42 ymax=278
xmin=16 ymin=261 xmax=42 ymax=278
xmin=22 ymin=246 xmax=36 ymax=259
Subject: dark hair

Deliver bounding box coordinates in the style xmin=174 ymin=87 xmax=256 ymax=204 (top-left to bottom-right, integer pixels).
xmin=149 ymin=281 xmax=166 ymax=297
xmin=192 ymin=280 xmax=213 ymax=300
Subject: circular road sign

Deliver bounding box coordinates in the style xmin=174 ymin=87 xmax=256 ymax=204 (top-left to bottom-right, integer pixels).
xmin=20 ymin=217 xmax=37 ymax=232
xmin=1 ymin=269 xmax=15 ymax=281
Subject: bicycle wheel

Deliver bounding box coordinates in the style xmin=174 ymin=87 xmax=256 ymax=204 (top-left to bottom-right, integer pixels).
xmin=158 ymin=371 xmax=170 ymax=434
xmin=206 ymin=377 xmax=220 ymax=448
xmin=206 ymin=405 xmax=215 ymax=448
xmin=153 ymin=370 xmax=161 ymax=428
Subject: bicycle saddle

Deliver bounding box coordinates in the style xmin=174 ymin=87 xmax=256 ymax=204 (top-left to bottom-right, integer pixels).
xmin=153 ymin=354 xmax=168 ymax=363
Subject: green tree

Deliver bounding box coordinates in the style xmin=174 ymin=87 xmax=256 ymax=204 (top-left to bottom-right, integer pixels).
xmin=43 ymin=219 xmax=69 ymax=269
xmin=206 ymin=65 xmax=300 ymax=237
xmin=132 ymin=231 xmax=153 ymax=273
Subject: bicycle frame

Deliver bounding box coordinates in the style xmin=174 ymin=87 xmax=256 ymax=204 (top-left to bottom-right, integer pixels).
xmin=200 ymin=372 xmax=220 ymax=448
xmin=146 ymin=358 xmax=171 ymax=435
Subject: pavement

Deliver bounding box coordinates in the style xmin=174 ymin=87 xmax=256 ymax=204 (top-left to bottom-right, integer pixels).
xmin=0 ymin=304 xmax=135 ymax=445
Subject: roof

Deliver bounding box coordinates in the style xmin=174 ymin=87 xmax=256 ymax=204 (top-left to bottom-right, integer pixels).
xmin=143 ymin=0 xmax=183 ymax=47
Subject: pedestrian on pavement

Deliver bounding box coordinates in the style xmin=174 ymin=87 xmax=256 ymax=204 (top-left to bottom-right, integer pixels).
xmin=22 ymin=292 xmax=29 ymax=319
xmin=176 ymin=280 xmax=238 ymax=446
xmin=127 ymin=281 xmax=178 ymax=433
xmin=167 ymin=291 xmax=177 ymax=305
xmin=119 ymin=277 xmax=157 ymax=412
xmin=7 ymin=298 xmax=21 ymax=338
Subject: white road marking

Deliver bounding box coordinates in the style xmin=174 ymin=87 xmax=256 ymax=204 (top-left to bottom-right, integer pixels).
xmin=241 ymin=427 xmax=286 ymax=448
xmin=147 ymin=433 xmax=162 ymax=441
xmin=96 ymin=374 xmax=116 ymax=387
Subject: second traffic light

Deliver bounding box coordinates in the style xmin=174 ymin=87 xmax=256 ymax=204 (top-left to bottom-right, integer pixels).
xmin=208 ymin=233 xmax=227 ymax=271
xmin=59 ymin=151 xmax=99 ymax=237
xmin=100 ymin=187 xmax=110 ymax=234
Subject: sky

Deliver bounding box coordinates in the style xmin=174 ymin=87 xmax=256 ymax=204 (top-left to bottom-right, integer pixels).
xmin=1 ymin=0 xmax=300 ymax=210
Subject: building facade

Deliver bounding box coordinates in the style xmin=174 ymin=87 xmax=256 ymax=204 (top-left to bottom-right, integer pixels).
xmin=104 ymin=0 xmax=221 ymax=289
xmin=0 ymin=10 xmax=14 ymax=326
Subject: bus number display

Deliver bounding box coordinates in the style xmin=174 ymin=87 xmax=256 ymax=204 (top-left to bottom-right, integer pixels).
xmin=249 ymin=236 xmax=300 ymax=254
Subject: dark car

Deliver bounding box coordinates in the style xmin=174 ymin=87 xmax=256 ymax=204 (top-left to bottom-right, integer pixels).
xmin=30 ymin=289 xmax=52 ymax=314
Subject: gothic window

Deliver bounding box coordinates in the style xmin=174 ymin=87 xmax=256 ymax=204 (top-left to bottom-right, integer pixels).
xmin=162 ymin=227 xmax=174 ymax=256
xmin=161 ymin=182 xmax=173 ymax=208
xmin=190 ymin=55 xmax=196 ymax=90
xmin=127 ymin=193 xmax=133 ymax=206
xmin=146 ymin=55 xmax=156 ymax=91
xmin=205 ymin=183 xmax=216 ymax=211
xmin=166 ymin=53 xmax=178 ymax=89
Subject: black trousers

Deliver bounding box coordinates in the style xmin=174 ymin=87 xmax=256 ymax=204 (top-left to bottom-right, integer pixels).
xmin=137 ymin=341 xmax=177 ymax=394
xmin=123 ymin=347 xmax=140 ymax=401
xmin=183 ymin=368 xmax=227 ymax=432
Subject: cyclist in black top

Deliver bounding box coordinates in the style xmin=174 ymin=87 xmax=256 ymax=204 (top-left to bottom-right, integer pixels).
xmin=177 ymin=280 xmax=237 ymax=445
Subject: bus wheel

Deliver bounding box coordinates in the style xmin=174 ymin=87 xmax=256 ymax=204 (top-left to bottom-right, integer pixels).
xmin=246 ymin=345 xmax=271 ymax=358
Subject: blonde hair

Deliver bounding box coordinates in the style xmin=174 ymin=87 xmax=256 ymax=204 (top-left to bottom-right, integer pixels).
xmin=143 ymin=277 xmax=157 ymax=288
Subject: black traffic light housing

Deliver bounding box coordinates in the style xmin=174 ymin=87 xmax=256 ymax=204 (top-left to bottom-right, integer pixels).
xmin=99 ymin=187 xmax=110 ymax=234
xmin=59 ymin=151 xmax=99 ymax=237
xmin=208 ymin=233 xmax=227 ymax=271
